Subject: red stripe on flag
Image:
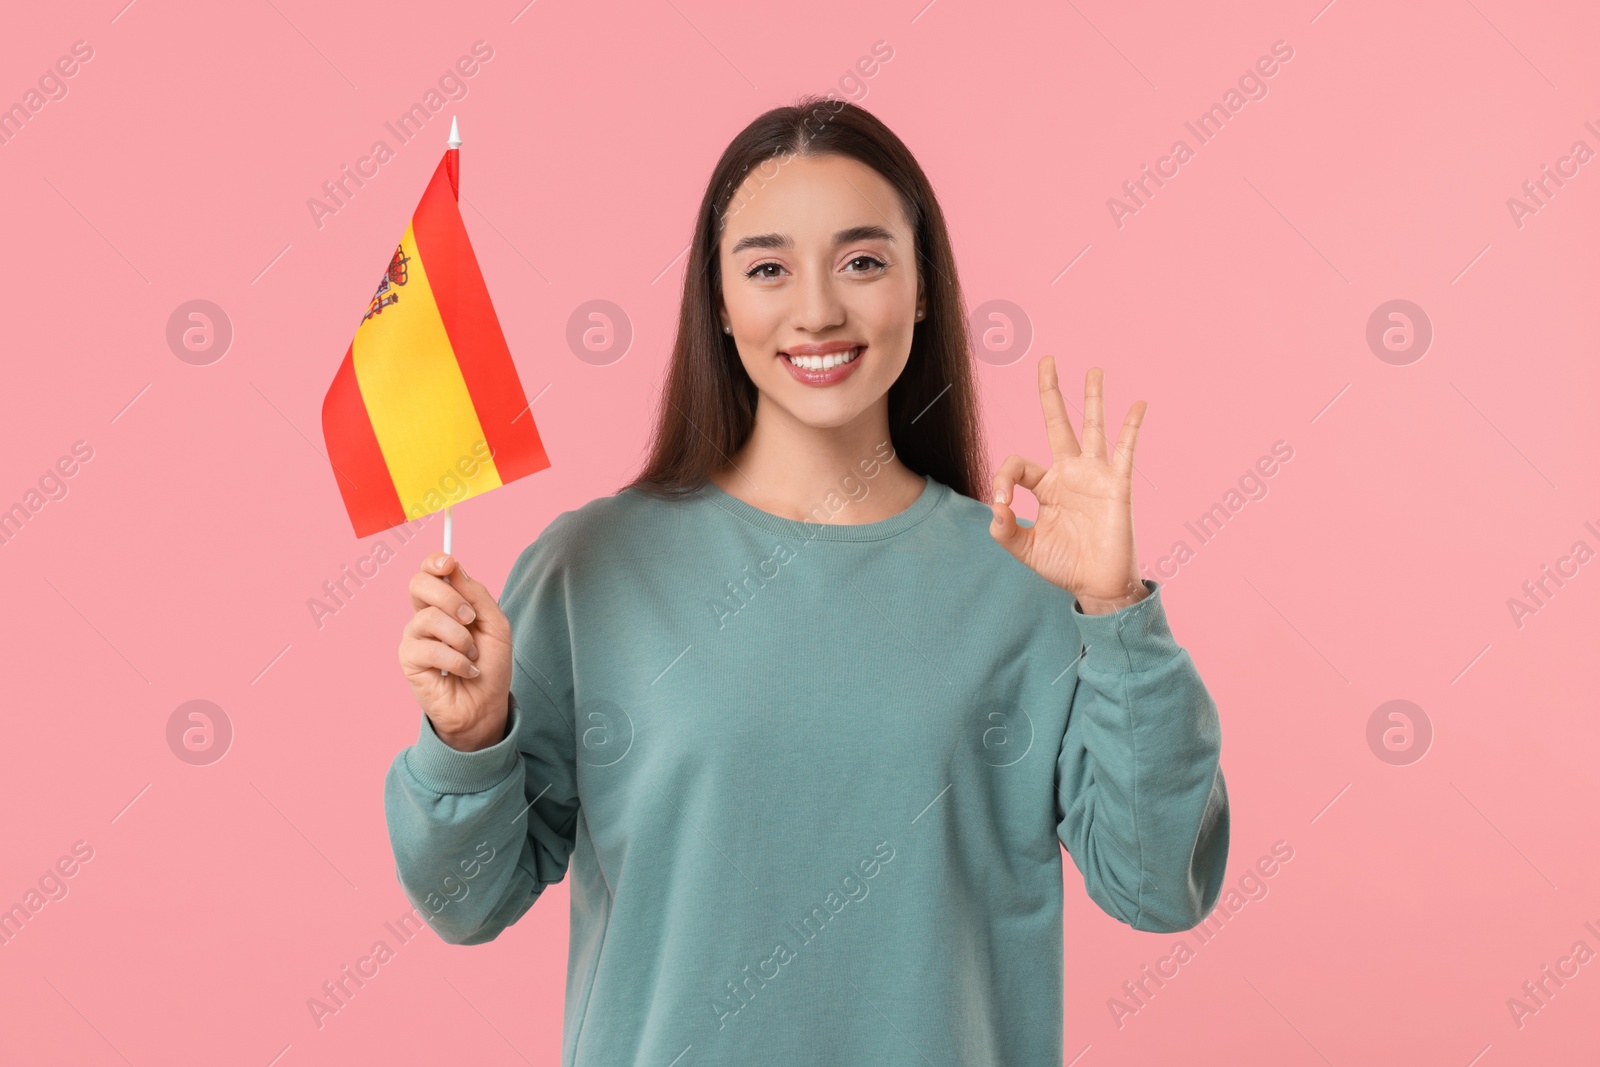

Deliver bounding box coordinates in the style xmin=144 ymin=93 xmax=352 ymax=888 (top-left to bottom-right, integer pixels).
xmin=412 ymin=153 xmax=551 ymax=484
xmin=321 ymin=344 xmax=407 ymax=538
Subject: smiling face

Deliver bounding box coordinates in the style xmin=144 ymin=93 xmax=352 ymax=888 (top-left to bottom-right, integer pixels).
xmin=716 ymin=152 xmax=924 ymax=431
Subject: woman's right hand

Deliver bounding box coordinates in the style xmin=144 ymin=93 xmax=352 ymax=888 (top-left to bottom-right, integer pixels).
xmin=399 ymin=553 xmax=513 ymax=752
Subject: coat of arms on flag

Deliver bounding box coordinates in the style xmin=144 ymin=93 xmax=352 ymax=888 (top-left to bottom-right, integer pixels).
xmin=321 ymin=121 xmax=550 ymax=539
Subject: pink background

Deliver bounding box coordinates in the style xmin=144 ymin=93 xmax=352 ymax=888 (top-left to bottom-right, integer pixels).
xmin=3 ymin=0 xmax=1597 ymax=1062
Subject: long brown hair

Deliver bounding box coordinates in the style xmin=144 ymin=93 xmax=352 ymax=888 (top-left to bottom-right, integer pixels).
xmin=623 ymin=95 xmax=989 ymax=502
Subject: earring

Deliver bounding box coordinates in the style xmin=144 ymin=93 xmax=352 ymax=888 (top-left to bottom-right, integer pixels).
xmin=723 ymin=325 xmax=732 ymax=333
xmin=915 ymin=310 xmax=924 ymax=320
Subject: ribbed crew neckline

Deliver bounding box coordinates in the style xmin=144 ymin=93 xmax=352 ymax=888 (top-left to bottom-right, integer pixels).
xmin=695 ymin=473 xmax=946 ymax=541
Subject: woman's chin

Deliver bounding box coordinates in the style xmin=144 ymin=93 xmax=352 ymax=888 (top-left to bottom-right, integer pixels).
xmin=771 ymin=394 xmax=873 ymax=431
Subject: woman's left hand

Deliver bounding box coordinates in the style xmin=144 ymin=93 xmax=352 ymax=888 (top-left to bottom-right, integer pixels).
xmin=990 ymin=356 xmax=1150 ymax=615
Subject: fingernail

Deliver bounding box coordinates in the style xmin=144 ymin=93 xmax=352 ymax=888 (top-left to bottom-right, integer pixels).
xmin=993 ymin=490 xmax=1005 ymax=504
xmin=467 ymin=664 xmax=481 ymax=678
xmin=435 ymin=553 xmax=451 ymax=569
xmin=457 ymin=605 xmax=476 ymax=624
xmin=467 ymin=644 xmax=479 ymax=661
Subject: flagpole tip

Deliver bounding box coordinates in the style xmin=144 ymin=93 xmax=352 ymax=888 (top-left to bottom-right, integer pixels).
xmin=448 ymin=116 xmax=462 ymax=149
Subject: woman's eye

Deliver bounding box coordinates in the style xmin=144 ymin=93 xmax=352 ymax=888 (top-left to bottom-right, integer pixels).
xmin=845 ymin=255 xmax=887 ymax=273
xmin=744 ymin=262 xmax=783 ymax=279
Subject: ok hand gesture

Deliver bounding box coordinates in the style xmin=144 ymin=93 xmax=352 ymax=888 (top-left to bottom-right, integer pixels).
xmin=990 ymin=357 xmax=1150 ymax=616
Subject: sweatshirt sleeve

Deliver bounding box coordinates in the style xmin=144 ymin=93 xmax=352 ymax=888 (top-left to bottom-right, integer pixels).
xmin=1055 ymin=578 xmax=1229 ymax=933
xmin=382 ymin=527 xmax=582 ymax=945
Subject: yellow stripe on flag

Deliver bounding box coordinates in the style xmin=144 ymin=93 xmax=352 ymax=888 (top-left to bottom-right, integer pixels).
xmin=352 ymin=221 xmax=504 ymax=517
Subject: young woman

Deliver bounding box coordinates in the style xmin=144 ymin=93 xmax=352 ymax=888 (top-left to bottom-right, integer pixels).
xmin=386 ymin=97 xmax=1228 ymax=1065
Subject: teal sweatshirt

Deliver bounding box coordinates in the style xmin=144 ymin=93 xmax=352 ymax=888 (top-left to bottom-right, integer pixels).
xmin=384 ymin=473 xmax=1229 ymax=1065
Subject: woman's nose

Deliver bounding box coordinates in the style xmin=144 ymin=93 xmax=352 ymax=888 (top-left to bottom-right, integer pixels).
xmin=791 ymin=269 xmax=845 ymax=332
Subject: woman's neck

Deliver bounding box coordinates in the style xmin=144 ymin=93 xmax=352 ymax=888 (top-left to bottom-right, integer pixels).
xmin=709 ymin=403 xmax=926 ymax=524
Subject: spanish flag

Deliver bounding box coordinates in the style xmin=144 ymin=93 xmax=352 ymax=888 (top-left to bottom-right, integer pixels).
xmin=322 ymin=133 xmax=549 ymax=538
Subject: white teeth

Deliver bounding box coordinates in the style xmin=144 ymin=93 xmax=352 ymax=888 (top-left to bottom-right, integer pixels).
xmin=786 ymin=347 xmax=861 ymax=371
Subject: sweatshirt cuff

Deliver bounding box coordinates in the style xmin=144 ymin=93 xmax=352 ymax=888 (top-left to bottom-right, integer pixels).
xmin=1074 ymin=579 xmax=1181 ymax=674
xmin=404 ymin=693 xmax=523 ymax=795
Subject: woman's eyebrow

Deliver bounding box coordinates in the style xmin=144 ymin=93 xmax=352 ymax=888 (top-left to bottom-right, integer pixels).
xmin=729 ymin=224 xmax=896 ymax=255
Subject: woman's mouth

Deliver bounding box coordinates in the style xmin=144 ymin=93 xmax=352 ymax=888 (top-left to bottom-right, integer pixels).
xmin=779 ymin=345 xmax=865 ymax=386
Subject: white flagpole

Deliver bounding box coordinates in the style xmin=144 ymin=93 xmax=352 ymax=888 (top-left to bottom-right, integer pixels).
xmin=440 ymin=502 xmax=454 ymax=676
xmin=441 ymin=116 xmax=463 ymax=677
